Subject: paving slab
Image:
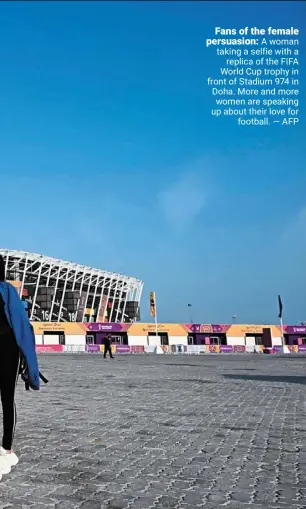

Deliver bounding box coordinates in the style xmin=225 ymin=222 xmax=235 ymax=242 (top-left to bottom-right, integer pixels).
xmin=1 ymin=353 xmax=306 ymax=509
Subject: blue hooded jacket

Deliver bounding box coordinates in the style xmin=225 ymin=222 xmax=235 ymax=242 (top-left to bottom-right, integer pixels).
xmin=0 ymin=281 xmax=40 ymax=390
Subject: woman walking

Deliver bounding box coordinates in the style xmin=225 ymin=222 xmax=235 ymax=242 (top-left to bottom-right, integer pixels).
xmin=0 ymin=254 xmax=41 ymax=478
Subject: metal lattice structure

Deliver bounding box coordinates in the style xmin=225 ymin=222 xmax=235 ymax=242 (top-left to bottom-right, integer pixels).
xmin=0 ymin=249 xmax=143 ymax=323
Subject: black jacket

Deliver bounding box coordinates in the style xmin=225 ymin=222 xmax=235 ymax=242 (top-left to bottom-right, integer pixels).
xmin=104 ymin=337 xmax=111 ymax=348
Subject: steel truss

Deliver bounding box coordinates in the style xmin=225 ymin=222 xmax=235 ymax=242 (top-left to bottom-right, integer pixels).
xmin=0 ymin=249 xmax=143 ymax=323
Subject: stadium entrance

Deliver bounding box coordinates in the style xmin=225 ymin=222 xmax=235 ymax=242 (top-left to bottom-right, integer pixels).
xmin=86 ymin=332 xmax=128 ymax=345
xmin=244 ymin=328 xmax=272 ymax=349
xmin=244 ymin=332 xmax=264 ymax=347
xmin=42 ymin=330 xmax=65 ymax=345
xmin=187 ymin=333 xmax=227 ymax=345
xmin=282 ymin=325 xmax=306 ymax=346
xmin=147 ymin=332 xmax=169 ymax=346
xmin=284 ymin=334 xmax=306 ymax=345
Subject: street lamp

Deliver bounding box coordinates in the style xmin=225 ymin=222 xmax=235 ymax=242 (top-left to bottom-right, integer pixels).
xmin=232 ymin=315 xmax=237 ymax=324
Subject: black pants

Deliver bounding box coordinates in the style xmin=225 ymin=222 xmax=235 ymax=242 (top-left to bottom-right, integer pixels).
xmin=104 ymin=345 xmax=113 ymax=358
xmin=0 ymin=331 xmax=20 ymax=450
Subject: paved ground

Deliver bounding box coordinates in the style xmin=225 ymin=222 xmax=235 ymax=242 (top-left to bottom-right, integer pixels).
xmin=1 ymin=353 xmax=306 ymax=509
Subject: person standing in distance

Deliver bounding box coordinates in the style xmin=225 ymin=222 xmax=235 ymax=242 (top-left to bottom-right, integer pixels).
xmin=103 ymin=334 xmax=114 ymax=359
xmin=0 ymin=255 xmax=41 ymax=478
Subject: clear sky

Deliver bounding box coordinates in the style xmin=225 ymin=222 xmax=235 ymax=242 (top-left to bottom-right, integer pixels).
xmin=0 ymin=1 xmax=305 ymax=324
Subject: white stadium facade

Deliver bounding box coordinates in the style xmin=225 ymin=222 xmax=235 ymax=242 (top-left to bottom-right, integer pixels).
xmin=0 ymin=249 xmax=143 ymax=323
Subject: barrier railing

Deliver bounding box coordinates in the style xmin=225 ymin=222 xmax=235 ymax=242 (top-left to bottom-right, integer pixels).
xmin=35 ymin=344 xmax=306 ymax=354
xmin=64 ymin=345 xmax=86 ymax=353
xmin=272 ymin=345 xmax=299 ymax=353
xmin=36 ymin=345 xmax=64 ymax=353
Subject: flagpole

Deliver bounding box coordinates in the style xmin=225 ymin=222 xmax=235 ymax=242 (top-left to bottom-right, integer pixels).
xmin=154 ymin=296 xmax=158 ymax=340
xmin=278 ymin=294 xmax=287 ymax=353
xmin=150 ymin=292 xmax=158 ymax=342
xmin=188 ymin=303 xmax=193 ymax=324
xmin=280 ymin=314 xmax=284 ymax=348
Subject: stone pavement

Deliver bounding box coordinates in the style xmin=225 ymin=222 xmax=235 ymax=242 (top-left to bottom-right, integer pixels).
xmin=1 ymin=353 xmax=306 ymax=509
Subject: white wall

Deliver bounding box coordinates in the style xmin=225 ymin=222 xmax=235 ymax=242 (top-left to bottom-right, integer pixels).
xmin=35 ymin=334 xmax=43 ymax=345
xmin=198 ymin=343 xmax=206 ymax=353
xmin=129 ymin=335 xmax=188 ymax=347
xmin=245 ymin=336 xmax=255 ymax=347
xmin=227 ymin=337 xmax=245 ymax=346
xmin=272 ymin=337 xmax=282 ymax=346
xmin=145 ymin=345 xmax=156 ymax=353
xmin=43 ymin=334 xmax=59 ymax=345
xmin=148 ymin=335 xmax=160 ymax=346
xmin=65 ymin=334 xmax=85 ymax=346
xmin=168 ymin=336 xmax=188 ymax=346
xmin=128 ymin=335 xmax=148 ymax=346
xmin=245 ymin=345 xmax=255 ymax=353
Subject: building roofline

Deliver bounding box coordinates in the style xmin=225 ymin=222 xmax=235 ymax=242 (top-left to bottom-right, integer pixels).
xmin=0 ymin=248 xmax=142 ymax=286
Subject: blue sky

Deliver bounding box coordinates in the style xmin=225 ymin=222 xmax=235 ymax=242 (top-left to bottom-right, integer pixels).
xmin=0 ymin=1 xmax=305 ymax=324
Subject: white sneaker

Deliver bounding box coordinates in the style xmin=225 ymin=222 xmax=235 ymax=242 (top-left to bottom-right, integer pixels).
xmin=0 ymin=456 xmax=11 ymax=475
xmin=0 ymin=447 xmax=19 ymax=475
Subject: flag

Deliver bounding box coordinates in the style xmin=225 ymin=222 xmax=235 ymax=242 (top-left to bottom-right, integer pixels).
xmin=150 ymin=291 xmax=156 ymax=317
xmin=278 ymin=295 xmax=283 ymax=319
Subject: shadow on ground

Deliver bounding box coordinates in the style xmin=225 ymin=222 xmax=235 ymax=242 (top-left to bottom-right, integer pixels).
xmin=223 ymin=374 xmax=306 ymax=385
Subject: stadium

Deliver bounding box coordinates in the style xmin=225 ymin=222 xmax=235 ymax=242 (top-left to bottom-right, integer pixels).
xmin=1 ymin=248 xmax=306 ymax=353
xmin=0 ymin=248 xmax=143 ymax=324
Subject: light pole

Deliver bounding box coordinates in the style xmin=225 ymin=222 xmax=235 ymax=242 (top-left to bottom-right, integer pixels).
xmin=188 ymin=304 xmax=193 ymax=324
xmin=232 ymin=315 xmax=237 ymax=324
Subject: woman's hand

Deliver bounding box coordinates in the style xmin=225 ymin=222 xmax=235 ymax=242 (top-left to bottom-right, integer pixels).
xmin=19 ymin=355 xmax=27 ymax=375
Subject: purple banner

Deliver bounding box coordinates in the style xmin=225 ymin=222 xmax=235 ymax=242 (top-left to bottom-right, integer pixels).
xmin=131 ymin=345 xmax=145 ymax=353
xmin=86 ymin=344 xmax=100 ymax=353
xmin=87 ymin=323 xmax=125 ymax=332
xmin=115 ymin=345 xmax=130 ymax=353
xmin=273 ymin=346 xmax=282 ymax=353
xmin=190 ymin=324 xmax=229 ymax=333
xmin=272 ymin=345 xmax=301 ymax=353
xmin=285 ymin=326 xmax=306 ymax=335
xmin=298 ymin=345 xmax=306 ymax=352
xmin=220 ymin=345 xmax=233 ymax=353
xmin=96 ymin=333 xmax=105 ymax=345
xmin=233 ymin=345 xmax=246 ymax=353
